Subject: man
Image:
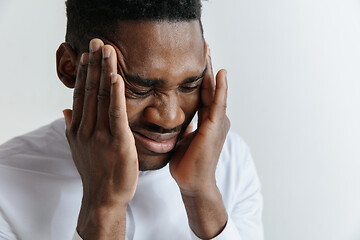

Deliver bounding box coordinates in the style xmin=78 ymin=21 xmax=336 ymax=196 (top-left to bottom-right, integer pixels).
xmin=0 ymin=0 xmax=263 ymax=239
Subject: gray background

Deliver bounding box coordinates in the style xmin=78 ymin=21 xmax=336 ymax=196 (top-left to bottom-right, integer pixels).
xmin=0 ymin=0 xmax=359 ymax=239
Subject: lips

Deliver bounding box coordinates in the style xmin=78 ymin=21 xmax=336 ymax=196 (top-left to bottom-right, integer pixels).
xmin=132 ymin=130 xmax=179 ymax=154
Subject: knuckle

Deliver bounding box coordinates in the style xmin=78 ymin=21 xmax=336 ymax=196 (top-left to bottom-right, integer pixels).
xmin=88 ymin=57 xmax=100 ymax=68
xmin=93 ymin=130 xmax=108 ymax=143
xmin=101 ymin=63 xmax=109 ymax=75
xmin=77 ymin=124 xmax=92 ymax=140
xmin=66 ymin=127 xmax=78 ymax=143
xmin=68 ymin=126 xmax=78 ymax=136
xmin=109 ymin=107 xmax=123 ymax=118
xmin=214 ymin=101 xmax=227 ymax=112
xmin=77 ymin=131 xmax=89 ymax=142
xmin=84 ymin=84 xmax=98 ymax=96
xmin=79 ymin=62 xmax=88 ymax=72
xmin=77 ymin=134 xmax=87 ymax=143
xmin=111 ymin=140 xmax=131 ymax=155
xmin=73 ymin=88 xmax=84 ymax=99
xmin=97 ymin=89 xmax=110 ymax=101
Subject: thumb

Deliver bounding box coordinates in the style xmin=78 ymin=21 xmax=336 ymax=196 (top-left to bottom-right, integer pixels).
xmin=62 ymin=109 xmax=72 ymax=132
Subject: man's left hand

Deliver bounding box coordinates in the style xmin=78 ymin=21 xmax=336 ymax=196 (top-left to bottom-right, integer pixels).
xmin=170 ymin=46 xmax=230 ymax=239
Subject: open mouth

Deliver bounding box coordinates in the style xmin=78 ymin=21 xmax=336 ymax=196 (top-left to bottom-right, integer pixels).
xmin=132 ymin=131 xmax=179 ymax=154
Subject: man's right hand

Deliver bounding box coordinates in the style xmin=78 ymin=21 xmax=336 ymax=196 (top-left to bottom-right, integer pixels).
xmin=63 ymin=38 xmax=138 ymax=240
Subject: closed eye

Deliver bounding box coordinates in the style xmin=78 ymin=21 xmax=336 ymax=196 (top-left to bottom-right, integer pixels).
xmin=179 ymin=78 xmax=203 ymax=92
xmin=179 ymin=84 xmax=201 ymax=92
xmin=125 ymin=87 xmax=152 ymax=98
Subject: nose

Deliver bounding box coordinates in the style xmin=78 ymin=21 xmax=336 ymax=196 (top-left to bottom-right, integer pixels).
xmin=143 ymin=91 xmax=185 ymax=130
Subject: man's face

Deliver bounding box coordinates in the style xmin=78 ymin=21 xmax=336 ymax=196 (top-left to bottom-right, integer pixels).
xmin=109 ymin=20 xmax=206 ymax=171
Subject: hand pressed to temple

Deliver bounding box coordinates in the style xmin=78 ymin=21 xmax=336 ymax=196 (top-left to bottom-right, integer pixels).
xmin=170 ymin=47 xmax=231 ymax=239
xmin=63 ymin=39 xmax=138 ymax=240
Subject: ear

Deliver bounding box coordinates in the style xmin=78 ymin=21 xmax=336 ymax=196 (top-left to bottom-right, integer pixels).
xmin=56 ymin=43 xmax=78 ymax=88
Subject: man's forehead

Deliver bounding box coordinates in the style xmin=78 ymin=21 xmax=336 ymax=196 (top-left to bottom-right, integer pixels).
xmin=109 ymin=20 xmax=206 ymax=81
xmin=112 ymin=20 xmax=203 ymax=54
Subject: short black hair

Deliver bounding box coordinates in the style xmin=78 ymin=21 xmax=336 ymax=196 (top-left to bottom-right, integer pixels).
xmin=65 ymin=0 xmax=204 ymax=54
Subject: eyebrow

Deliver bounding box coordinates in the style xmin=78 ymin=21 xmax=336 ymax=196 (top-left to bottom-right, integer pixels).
xmin=124 ymin=66 xmax=208 ymax=87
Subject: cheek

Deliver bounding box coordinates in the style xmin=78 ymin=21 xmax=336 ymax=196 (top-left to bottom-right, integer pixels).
xmin=125 ymin=98 xmax=149 ymax=123
xmin=179 ymin=91 xmax=201 ymax=120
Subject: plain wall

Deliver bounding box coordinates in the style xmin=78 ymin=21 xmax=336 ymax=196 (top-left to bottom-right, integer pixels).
xmin=1 ymin=0 xmax=359 ymax=239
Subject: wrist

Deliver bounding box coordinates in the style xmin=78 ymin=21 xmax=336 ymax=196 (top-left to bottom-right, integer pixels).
xmin=179 ymin=179 xmax=218 ymax=198
xmin=180 ymin=184 xmax=223 ymax=211
xmin=77 ymin=199 xmax=127 ymax=240
xmin=180 ymin=184 xmax=228 ymax=239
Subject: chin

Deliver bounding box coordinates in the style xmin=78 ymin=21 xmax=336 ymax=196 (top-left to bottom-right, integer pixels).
xmin=137 ymin=152 xmax=172 ymax=171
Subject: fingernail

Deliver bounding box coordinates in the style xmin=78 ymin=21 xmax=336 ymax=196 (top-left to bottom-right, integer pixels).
xmin=89 ymin=40 xmax=100 ymax=52
xmin=80 ymin=53 xmax=88 ymax=64
xmin=110 ymin=73 xmax=117 ymax=84
xmin=102 ymin=47 xmax=111 ymax=59
xmin=207 ymin=47 xmax=211 ymax=56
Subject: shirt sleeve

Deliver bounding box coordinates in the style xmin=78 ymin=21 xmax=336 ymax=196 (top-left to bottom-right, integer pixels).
xmin=72 ymin=230 xmax=83 ymax=240
xmin=226 ymin=144 xmax=264 ymax=240
xmin=189 ymin=217 xmax=243 ymax=240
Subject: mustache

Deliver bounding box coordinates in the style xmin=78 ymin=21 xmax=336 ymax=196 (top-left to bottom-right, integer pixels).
xmin=129 ymin=122 xmax=183 ymax=134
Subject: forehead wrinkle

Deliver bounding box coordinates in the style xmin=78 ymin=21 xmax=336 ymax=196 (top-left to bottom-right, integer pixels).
xmin=115 ymin=21 xmax=203 ymax=62
xmin=109 ymin=20 xmax=205 ymax=86
xmin=124 ymin=65 xmax=206 ymax=89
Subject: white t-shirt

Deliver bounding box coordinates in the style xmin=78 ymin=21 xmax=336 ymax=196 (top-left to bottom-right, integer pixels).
xmin=0 ymin=118 xmax=263 ymax=240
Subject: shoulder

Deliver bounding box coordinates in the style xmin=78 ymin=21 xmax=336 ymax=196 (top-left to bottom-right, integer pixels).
xmin=0 ymin=119 xmax=82 ymax=239
xmin=218 ymin=131 xmax=253 ymax=171
xmin=0 ymin=118 xmax=75 ymax=177
xmin=216 ymin=131 xmax=261 ymax=207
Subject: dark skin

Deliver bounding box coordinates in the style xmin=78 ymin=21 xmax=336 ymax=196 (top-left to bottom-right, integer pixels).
xmin=57 ymin=20 xmax=230 ymax=239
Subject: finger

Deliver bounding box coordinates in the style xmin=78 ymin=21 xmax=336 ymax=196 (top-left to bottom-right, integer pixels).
xmin=109 ymin=73 xmax=130 ymax=138
xmin=201 ymin=46 xmax=215 ymax=108
xmin=80 ymin=39 xmax=104 ymax=134
xmin=71 ymin=52 xmax=88 ymax=129
xmin=62 ymin=109 xmax=72 ymax=132
xmin=209 ymin=69 xmax=228 ymax=123
xmin=100 ymin=39 xmax=126 ymax=78
xmin=96 ymin=45 xmax=117 ymax=130
xmin=198 ymin=46 xmax=215 ymax=127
